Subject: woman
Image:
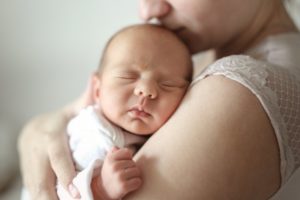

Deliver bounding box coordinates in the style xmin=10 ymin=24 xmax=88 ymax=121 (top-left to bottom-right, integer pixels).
xmin=19 ymin=0 xmax=300 ymax=199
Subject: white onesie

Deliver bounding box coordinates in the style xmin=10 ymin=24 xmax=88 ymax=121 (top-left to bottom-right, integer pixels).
xmin=56 ymin=105 xmax=146 ymax=200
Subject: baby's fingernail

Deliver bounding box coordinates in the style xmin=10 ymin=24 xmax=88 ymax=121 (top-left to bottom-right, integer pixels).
xmin=68 ymin=183 xmax=81 ymax=198
xmin=111 ymin=146 xmax=119 ymax=152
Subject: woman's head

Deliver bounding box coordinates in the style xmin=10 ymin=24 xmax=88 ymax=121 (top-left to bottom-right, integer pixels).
xmin=94 ymin=24 xmax=193 ymax=135
xmin=139 ymin=0 xmax=297 ymax=55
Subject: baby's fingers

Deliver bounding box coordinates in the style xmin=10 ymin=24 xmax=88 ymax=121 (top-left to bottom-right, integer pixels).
xmin=123 ymin=167 xmax=142 ymax=180
xmin=108 ymin=147 xmax=134 ymax=161
xmin=120 ymin=166 xmax=142 ymax=196
xmin=124 ymin=177 xmax=143 ymax=195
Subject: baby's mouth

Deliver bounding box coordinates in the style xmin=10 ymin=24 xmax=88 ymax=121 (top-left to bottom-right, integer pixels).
xmin=128 ymin=107 xmax=151 ymax=118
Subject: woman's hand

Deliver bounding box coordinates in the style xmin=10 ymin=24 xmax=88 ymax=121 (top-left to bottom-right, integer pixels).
xmin=19 ymin=109 xmax=79 ymax=200
xmin=18 ymin=73 xmax=97 ymax=199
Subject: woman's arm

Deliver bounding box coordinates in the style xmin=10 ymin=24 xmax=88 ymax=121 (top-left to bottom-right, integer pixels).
xmin=126 ymin=75 xmax=281 ymax=200
xmin=18 ymin=73 xmax=97 ymax=199
xmin=18 ymin=109 xmax=76 ymax=200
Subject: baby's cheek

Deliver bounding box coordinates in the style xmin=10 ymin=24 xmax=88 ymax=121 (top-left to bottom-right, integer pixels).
xmin=160 ymin=100 xmax=181 ymax=121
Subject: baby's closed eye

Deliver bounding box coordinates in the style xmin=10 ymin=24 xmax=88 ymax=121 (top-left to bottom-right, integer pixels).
xmin=160 ymin=80 xmax=188 ymax=89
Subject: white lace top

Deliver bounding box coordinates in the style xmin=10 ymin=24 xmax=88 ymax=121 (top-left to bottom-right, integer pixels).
xmin=192 ymin=33 xmax=300 ymax=186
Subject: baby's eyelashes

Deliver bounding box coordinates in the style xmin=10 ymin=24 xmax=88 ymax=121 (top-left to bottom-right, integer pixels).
xmin=159 ymin=80 xmax=188 ymax=90
xmin=115 ymin=71 xmax=139 ymax=80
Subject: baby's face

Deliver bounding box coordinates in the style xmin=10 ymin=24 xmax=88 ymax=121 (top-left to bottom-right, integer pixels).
xmin=96 ymin=26 xmax=191 ymax=135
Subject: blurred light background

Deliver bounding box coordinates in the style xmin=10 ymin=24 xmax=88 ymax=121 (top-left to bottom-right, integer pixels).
xmin=0 ymin=0 xmax=139 ymax=125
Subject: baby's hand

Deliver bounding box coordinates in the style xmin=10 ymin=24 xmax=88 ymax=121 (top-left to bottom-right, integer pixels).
xmin=101 ymin=147 xmax=142 ymax=199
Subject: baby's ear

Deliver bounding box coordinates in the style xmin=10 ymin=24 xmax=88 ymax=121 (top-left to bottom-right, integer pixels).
xmin=92 ymin=74 xmax=101 ymax=102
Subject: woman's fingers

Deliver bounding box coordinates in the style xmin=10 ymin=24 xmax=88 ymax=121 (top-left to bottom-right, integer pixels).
xmin=18 ymin=116 xmax=59 ymax=200
xmin=19 ymin=109 xmax=80 ymax=199
xmin=47 ymin=133 xmax=80 ymax=198
xmin=18 ymin=73 xmax=98 ymax=200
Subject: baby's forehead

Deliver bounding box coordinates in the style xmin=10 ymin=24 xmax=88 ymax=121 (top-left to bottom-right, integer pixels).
xmin=102 ymin=25 xmax=177 ymax=63
xmin=109 ymin=25 xmax=182 ymax=49
xmin=99 ymin=25 xmax=193 ymax=80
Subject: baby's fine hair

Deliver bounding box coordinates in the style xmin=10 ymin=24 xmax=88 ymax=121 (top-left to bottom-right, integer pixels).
xmin=97 ymin=24 xmax=193 ymax=82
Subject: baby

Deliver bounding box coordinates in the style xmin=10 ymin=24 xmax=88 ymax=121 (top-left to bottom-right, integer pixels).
xmin=58 ymin=24 xmax=193 ymax=200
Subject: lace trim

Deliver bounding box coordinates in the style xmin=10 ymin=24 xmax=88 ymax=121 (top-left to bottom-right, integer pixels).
xmin=192 ymin=55 xmax=293 ymax=184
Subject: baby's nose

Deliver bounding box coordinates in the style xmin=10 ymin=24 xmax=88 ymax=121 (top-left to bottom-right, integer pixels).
xmin=134 ymin=82 xmax=157 ymax=99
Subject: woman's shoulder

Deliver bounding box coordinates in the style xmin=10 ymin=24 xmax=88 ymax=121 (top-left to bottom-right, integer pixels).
xmin=208 ymin=54 xmax=267 ymax=71
xmin=190 ymin=52 xmax=300 ymax=185
xmin=192 ymin=55 xmax=269 ymax=89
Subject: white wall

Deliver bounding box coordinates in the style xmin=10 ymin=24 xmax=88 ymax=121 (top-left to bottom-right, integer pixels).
xmin=0 ymin=0 xmax=139 ymax=126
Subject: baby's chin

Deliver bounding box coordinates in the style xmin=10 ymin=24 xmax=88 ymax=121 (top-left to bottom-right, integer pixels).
xmin=121 ymin=123 xmax=159 ymax=136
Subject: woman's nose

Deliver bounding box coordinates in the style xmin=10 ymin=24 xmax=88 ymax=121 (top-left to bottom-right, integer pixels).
xmin=139 ymin=0 xmax=171 ymax=21
xmin=134 ymin=81 xmax=158 ymax=99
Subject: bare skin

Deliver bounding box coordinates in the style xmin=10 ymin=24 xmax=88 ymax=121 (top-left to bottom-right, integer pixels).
xmin=92 ymin=148 xmax=141 ymax=200
xmin=18 ymin=0 xmax=299 ymax=199
xmin=125 ymin=75 xmax=280 ymax=199
xmin=19 ymin=76 xmax=96 ymax=199
xmin=19 ymin=70 xmax=281 ymax=200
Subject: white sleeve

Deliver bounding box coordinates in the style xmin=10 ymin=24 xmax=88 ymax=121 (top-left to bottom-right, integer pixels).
xmin=67 ymin=106 xmax=126 ymax=170
xmin=57 ymin=105 xmax=126 ymax=200
xmin=57 ymin=159 xmax=102 ymax=200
